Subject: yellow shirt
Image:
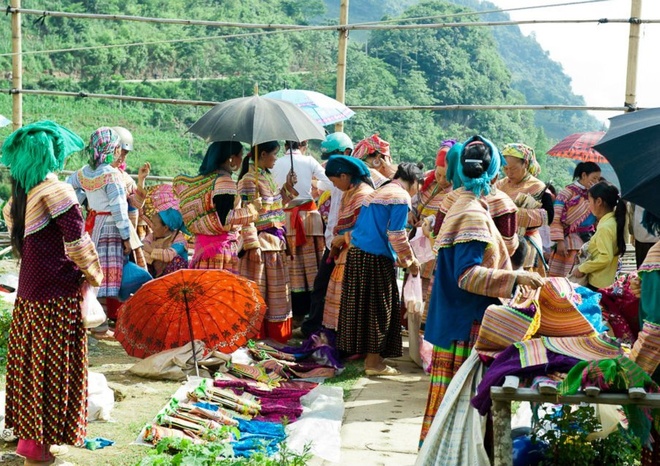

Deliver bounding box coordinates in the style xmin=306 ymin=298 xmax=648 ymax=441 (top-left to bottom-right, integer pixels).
xmin=578 ymin=211 xmax=618 ymax=289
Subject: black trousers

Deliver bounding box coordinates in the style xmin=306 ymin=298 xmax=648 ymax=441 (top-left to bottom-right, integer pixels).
xmin=301 ymin=248 xmax=335 ymax=338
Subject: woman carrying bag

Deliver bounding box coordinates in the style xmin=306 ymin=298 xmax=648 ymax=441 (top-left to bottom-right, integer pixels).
xmin=2 ymin=121 xmax=103 ymax=466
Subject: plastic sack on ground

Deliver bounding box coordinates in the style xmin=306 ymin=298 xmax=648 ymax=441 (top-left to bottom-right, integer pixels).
xmin=88 ymin=372 xmax=114 ymax=422
xmin=285 ymin=385 xmax=344 ymax=463
xmin=129 ymin=341 xmax=230 ymax=381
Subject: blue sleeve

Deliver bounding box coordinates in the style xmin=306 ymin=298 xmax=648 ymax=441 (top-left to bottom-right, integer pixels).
xmin=66 ymin=170 xmax=86 ymax=205
xmin=104 ymin=180 xmax=131 ymax=239
xmin=388 ymin=203 xmax=409 ymax=232
xmin=172 ymin=242 xmax=188 ymax=260
xmin=452 ymin=241 xmax=486 ymax=282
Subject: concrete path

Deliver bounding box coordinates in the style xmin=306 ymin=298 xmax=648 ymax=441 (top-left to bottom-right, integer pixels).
xmin=311 ymin=341 xmax=429 ymax=465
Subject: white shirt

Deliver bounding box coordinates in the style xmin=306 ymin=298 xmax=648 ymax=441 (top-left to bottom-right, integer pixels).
xmin=632 ymin=204 xmax=660 ymax=244
xmin=272 ymin=149 xmax=333 ymax=202
xmin=324 ymin=186 xmax=343 ymax=247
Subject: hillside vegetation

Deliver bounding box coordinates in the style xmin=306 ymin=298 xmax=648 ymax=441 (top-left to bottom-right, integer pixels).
xmin=0 ymin=0 xmax=587 ymax=193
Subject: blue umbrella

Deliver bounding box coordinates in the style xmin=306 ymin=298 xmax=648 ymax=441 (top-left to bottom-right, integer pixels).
xmin=263 ymin=89 xmax=355 ymax=126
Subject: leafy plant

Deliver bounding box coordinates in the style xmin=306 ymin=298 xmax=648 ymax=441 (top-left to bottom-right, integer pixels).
xmin=532 ymin=404 xmax=641 ymax=466
xmin=136 ymin=435 xmax=312 ymax=466
xmin=0 ymin=300 xmax=13 ymax=374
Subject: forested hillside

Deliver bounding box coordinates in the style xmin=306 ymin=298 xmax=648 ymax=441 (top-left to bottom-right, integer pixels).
xmin=0 ymin=0 xmax=592 ymax=195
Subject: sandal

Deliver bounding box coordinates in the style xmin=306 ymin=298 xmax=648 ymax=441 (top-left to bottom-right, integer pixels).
xmin=49 ymin=445 xmax=69 ymax=457
xmin=91 ymin=330 xmax=115 ymax=341
xmin=365 ymin=365 xmax=401 ymax=376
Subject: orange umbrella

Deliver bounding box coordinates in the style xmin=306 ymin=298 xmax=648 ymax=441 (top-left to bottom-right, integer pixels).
xmin=115 ymin=269 xmax=266 ymax=364
xmin=546 ymin=131 xmax=608 ymax=163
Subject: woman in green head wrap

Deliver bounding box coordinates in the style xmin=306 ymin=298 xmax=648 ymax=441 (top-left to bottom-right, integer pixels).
xmin=495 ymin=142 xmax=555 ymax=275
xmin=2 ymin=121 xmax=103 ymax=465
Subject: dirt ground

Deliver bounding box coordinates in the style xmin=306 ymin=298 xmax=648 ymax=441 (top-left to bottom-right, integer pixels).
xmin=0 ymin=338 xmax=184 ymax=466
xmin=0 ymin=258 xmax=187 ymax=465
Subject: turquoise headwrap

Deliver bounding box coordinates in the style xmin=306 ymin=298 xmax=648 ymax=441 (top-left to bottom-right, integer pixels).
xmin=158 ymin=208 xmax=187 ymax=234
xmin=1 ymin=120 xmax=84 ymax=192
xmin=458 ymin=135 xmax=502 ymax=198
xmin=325 ymin=155 xmax=371 ymax=179
xmin=445 ymin=142 xmax=464 ymax=189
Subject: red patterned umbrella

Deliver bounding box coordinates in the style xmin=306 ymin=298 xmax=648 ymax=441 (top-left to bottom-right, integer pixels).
xmin=115 ymin=269 xmax=266 ymax=365
xmin=546 ymin=131 xmax=608 ymax=163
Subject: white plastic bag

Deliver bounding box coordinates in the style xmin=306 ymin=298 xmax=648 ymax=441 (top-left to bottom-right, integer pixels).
xmin=81 ymin=282 xmax=106 ymax=329
xmin=410 ymin=228 xmax=435 ymax=263
xmin=87 ymin=372 xmax=114 ymax=421
xmin=403 ymin=273 xmax=424 ymax=317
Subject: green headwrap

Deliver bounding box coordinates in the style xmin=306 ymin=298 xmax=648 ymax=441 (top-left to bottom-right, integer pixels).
xmin=1 ymin=120 xmax=84 ymax=192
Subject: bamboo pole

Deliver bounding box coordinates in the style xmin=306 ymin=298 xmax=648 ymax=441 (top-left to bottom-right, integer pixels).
xmin=0 ymin=89 xmax=628 ymax=112
xmin=6 ymin=7 xmax=652 ymax=32
xmin=624 ymin=0 xmax=643 ymax=111
xmin=10 ymin=0 xmax=22 ymax=130
xmin=334 ymin=0 xmax=349 ymax=133
xmin=0 ymin=89 xmax=632 ymax=113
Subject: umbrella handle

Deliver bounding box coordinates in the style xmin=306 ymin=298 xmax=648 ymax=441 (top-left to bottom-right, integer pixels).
xmin=182 ymin=288 xmax=199 ymax=377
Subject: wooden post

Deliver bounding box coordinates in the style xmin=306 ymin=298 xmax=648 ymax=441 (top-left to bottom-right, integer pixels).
xmin=10 ymin=0 xmax=23 ymax=130
xmin=624 ymin=0 xmax=642 ymax=111
xmin=334 ymin=0 xmax=349 ymax=133
xmin=492 ymin=397 xmax=512 ymax=466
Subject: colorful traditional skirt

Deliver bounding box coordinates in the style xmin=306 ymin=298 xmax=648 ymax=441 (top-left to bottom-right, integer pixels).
xmin=190 ymin=233 xmax=239 ymax=273
xmin=336 ymin=247 xmax=402 ymax=359
xmin=419 ymin=322 xmax=480 ymax=446
xmin=523 ymin=233 xmax=547 ymax=276
xmin=548 ymin=249 xmax=578 ymax=278
xmin=5 ymin=294 xmax=88 ymax=447
xmin=90 ymin=215 xmax=124 ymax=298
xmin=323 ymin=248 xmax=348 ymax=330
xmin=149 ymin=255 xmax=189 ymax=279
xmin=240 ymin=249 xmax=292 ymax=343
xmin=288 ymin=236 xmax=325 ymax=293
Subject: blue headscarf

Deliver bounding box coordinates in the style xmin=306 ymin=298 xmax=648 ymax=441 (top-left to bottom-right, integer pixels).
xmin=458 ymin=135 xmax=502 ymax=197
xmin=325 ymin=155 xmax=371 ymax=179
xmin=445 ymin=142 xmax=464 ymax=189
xmin=158 ymin=208 xmax=187 ymax=234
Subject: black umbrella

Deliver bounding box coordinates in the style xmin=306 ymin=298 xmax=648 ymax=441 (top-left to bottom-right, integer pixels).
xmin=593 ymin=107 xmax=660 ymax=218
xmin=187 ymin=95 xmax=325 ymax=146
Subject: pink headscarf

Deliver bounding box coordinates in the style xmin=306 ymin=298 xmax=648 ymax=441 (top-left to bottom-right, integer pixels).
xmin=352 ymin=134 xmax=391 ymax=160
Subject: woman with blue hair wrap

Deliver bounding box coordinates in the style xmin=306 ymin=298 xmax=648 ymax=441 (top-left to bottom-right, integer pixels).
xmin=142 ymin=184 xmax=189 ymax=278
xmin=432 ymin=135 xmax=519 ymax=257
xmin=419 ymin=135 xmax=546 ymax=449
xmin=321 ymin=156 xmax=374 ymax=331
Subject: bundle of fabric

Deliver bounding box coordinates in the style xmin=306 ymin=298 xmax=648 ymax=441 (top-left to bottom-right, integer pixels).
xmin=559 ymin=355 xmax=660 ymax=446
xmin=536 ymin=277 xmax=602 ymax=337
xmin=246 ymin=339 xmax=339 ymax=379
xmin=599 ymin=274 xmax=640 ymax=342
xmin=471 ymin=343 xmax=580 ymax=415
xmin=141 ymin=379 xmax=288 ymax=458
xmin=274 ymin=329 xmax=343 ymax=369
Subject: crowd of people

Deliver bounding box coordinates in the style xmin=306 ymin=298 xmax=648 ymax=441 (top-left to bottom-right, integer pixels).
xmin=2 ymin=120 xmax=659 ymax=465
